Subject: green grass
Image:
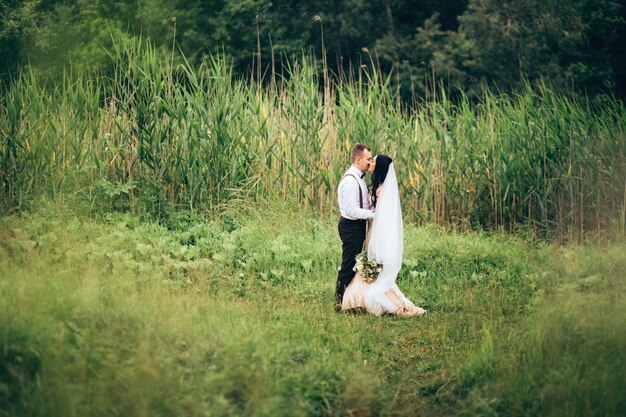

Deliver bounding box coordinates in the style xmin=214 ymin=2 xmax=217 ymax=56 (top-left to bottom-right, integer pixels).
xmin=1 ymin=32 xmax=623 ymax=417
xmin=1 ymin=203 xmax=624 ymax=416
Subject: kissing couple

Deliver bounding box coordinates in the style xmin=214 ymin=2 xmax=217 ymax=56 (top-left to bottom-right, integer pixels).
xmin=335 ymin=143 xmax=427 ymax=317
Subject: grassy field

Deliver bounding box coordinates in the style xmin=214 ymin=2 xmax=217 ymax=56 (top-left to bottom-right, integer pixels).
xmin=1 ymin=202 xmax=624 ymax=416
xmin=1 ymin=35 xmax=625 ymax=416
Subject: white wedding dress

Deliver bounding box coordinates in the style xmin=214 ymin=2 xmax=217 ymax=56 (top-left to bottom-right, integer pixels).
xmin=342 ymin=164 xmax=426 ymax=317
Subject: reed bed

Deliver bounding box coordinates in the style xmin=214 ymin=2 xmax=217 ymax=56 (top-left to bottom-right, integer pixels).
xmin=1 ymin=36 xmax=625 ymax=239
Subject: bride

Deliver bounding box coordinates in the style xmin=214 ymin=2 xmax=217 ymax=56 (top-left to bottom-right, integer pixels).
xmin=341 ymin=154 xmax=427 ymax=317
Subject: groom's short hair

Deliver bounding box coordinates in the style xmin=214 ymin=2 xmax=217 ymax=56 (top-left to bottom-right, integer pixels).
xmin=351 ymin=143 xmax=371 ymax=162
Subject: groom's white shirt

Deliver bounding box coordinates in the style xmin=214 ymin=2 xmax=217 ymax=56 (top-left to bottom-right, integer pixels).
xmin=338 ymin=165 xmax=374 ymax=220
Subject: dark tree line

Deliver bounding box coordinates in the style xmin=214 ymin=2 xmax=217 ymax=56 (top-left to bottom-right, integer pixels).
xmin=2 ymin=0 xmax=625 ymax=99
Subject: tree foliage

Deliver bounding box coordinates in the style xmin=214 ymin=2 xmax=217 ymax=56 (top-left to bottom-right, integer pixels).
xmin=1 ymin=0 xmax=625 ymax=98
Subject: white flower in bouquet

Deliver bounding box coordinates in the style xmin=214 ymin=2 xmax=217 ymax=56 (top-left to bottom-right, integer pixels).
xmin=353 ymin=251 xmax=383 ymax=283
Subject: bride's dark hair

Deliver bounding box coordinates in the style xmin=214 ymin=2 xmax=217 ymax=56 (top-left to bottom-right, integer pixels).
xmin=371 ymin=154 xmax=393 ymax=207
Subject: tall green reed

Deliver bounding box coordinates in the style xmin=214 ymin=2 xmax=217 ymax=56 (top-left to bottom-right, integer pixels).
xmin=1 ymin=35 xmax=624 ymax=239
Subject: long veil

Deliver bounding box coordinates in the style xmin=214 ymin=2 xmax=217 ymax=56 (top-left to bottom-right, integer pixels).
xmin=367 ymin=163 xmax=403 ymax=279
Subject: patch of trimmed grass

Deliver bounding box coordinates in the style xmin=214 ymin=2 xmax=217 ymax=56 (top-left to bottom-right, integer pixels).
xmin=1 ymin=206 xmax=623 ymax=416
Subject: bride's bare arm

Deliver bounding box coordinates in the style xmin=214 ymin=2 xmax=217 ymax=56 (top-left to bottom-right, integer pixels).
xmin=363 ymin=187 xmax=383 ymax=250
xmin=364 ymin=218 xmax=373 ymax=250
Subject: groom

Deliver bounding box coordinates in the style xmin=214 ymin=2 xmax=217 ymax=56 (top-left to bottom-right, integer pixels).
xmin=335 ymin=143 xmax=375 ymax=312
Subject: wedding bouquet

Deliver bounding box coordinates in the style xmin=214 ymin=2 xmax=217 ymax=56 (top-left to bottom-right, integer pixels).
xmin=353 ymin=251 xmax=383 ymax=283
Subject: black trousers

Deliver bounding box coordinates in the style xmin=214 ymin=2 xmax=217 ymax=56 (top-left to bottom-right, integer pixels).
xmin=335 ymin=216 xmax=366 ymax=308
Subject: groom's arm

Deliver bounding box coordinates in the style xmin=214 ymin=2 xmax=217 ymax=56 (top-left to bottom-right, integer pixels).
xmin=340 ymin=180 xmax=375 ymax=220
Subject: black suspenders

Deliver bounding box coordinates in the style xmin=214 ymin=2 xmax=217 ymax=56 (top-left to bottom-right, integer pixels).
xmin=342 ymin=174 xmax=363 ymax=209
